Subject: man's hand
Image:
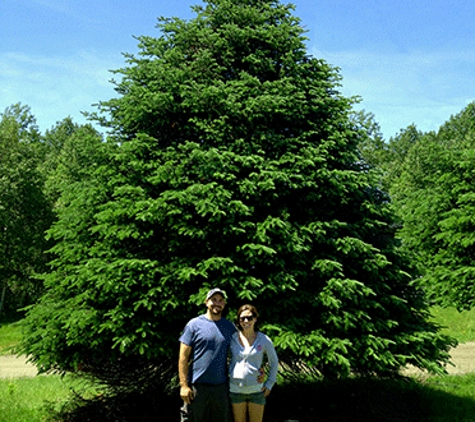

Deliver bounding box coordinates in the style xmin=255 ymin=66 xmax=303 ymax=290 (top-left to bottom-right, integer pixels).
xmin=180 ymin=385 xmax=194 ymax=405
xmin=179 ymin=343 xmax=193 ymax=404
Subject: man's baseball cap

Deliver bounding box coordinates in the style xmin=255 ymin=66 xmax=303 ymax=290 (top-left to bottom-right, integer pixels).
xmin=206 ymin=288 xmax=227 ymax=300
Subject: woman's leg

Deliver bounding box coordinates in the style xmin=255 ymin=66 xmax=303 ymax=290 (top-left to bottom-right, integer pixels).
xmin=231 ymin=402 xmax=248 ymax=422
xmin=248 ymin=403 xmax=265 ymax=422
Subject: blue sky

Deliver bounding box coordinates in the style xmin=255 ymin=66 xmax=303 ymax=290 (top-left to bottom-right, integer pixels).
xmin=2 ymin=0 xmax=475 ymax=139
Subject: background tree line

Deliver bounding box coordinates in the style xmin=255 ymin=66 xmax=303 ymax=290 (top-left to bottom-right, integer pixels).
xmin=359 ymin=103 xmax=475 ymax=311
xmin=0 ymin=0 xmax=472 ymax=403
xmin=0 ymin=104 xmax=103 ymax=315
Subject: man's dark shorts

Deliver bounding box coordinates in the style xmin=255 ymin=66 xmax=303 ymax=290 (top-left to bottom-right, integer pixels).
xmin=180 ymin=383 xmax=232 ymax=422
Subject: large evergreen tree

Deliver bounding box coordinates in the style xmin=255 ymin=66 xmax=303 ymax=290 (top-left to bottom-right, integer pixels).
xmin=21 ymin=0 xmax=453 ymax=382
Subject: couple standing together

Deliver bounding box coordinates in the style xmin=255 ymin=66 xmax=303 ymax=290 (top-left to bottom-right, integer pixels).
xmin=179 ymin=288 xmax=279 ymax=422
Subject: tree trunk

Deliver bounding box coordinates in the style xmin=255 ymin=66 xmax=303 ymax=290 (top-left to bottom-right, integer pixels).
xmin=0 ymin=281 xmax=7 ymax=315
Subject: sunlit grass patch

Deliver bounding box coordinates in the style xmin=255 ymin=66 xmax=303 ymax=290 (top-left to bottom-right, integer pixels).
xmin=0 ymin=375 xmax=82 ymax=422
xmin=430 ymin=306 xmax=475 ymax=343
xmin=0 ymin=320 xmax=23 ymax=354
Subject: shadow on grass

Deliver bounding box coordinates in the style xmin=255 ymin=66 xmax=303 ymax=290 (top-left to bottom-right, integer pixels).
xmin=267 ymin=376 xmax=475 ymax=422
xmin=51 ymin=376 xmax=475 ymax=422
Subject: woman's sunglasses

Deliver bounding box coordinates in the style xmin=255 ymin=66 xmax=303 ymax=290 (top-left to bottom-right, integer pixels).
xmin=240 ymin=316 xmax=255 ymax=322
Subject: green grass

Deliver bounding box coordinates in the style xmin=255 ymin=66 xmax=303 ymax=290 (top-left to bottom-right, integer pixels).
xmin=0 ymin=320 xmax=23 ymax=355
xmin=423 ymin=373 xmax=475 ymax=421
xmin=430 ymin=306 xmax=475 ymax=343
xmin=0 ymin=375 xmax=91 ymax=422
xmin=268 ymin=375 xmax=475 ymax=421
xmin=3 ymin=375 xmax=469 ymax=422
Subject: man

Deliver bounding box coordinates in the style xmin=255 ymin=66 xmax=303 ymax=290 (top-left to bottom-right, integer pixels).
xmin=179 ymin=288 xmax=236 ymax=422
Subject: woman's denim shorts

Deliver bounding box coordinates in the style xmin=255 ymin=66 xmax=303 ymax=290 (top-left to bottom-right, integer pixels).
xmin=230 ymin=391 xmax=266 ymax=405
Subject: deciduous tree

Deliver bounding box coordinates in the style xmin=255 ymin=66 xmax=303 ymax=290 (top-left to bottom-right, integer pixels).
xmin=0 ymin=105 xmax=53 ymax=314
xmin=392 ymin=103 xmax=475 ymax=310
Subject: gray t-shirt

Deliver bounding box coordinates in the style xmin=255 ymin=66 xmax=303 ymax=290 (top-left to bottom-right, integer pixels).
xmin=179 ymin=315 xmax=236 ymax=385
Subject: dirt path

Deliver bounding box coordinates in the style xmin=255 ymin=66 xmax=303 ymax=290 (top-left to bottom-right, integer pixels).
xmin=401 ymin=341 xmax=475 ymax=376
xmin=442 ymin=341 xmax=475 ymax=374
xmin=1 ymin=342 xmax=475 ymax=379
xmin=0 ymin=354 xmax=38 ymax=378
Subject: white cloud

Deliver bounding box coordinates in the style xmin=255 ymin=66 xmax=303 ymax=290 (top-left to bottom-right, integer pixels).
xmin=29 ymin=0 xmax=74 ymax=15
xmin=3 ymin=43 xmax=473 ymax=139
xmin=0 ymin=50 xmax=122 ymax=131
xmin=312 ymin=47 xmax=475 ymax=138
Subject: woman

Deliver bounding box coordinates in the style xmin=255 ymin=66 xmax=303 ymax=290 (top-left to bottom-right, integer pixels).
xmin=228 ymin=304 xmax=279 ymax=422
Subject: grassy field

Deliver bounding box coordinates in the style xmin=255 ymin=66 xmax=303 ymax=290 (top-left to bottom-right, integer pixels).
xmin=0 ymin=319 xmax=23 ymax=355
xmin=0 ymin=375 xmax=90 ymax=422
xmin=430 ymin=306 xmax=475 ymax=343
xmin=2 ymin=307 xmax=475 ymax=421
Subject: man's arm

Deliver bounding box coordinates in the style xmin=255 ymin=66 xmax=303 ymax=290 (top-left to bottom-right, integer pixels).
xmin=178 ymin=342 xmax=194 ymax=404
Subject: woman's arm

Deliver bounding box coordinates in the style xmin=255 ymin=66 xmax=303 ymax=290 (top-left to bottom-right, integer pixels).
xmin=263 ymin=337 xmax=279 ymax=392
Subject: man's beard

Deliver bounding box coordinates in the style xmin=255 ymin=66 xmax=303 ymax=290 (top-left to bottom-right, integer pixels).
xmin=211 ymin=306 xmax=223 ymax=315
